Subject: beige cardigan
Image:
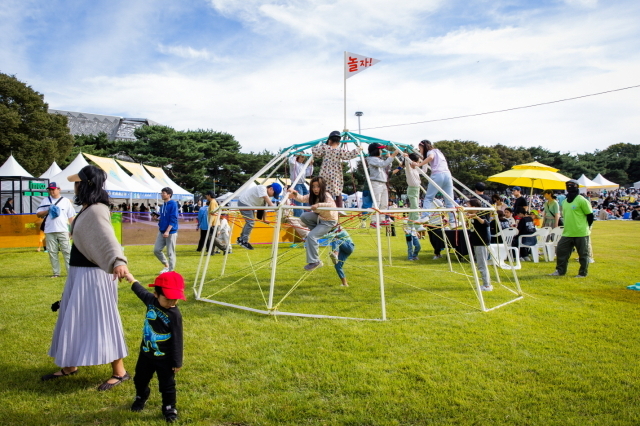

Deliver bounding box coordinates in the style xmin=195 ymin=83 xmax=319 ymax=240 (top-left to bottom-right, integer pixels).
xmin=293 ymin=191 xmax=338 ymax=222
xmin=71 ymin=203 xmax=127 ymax=273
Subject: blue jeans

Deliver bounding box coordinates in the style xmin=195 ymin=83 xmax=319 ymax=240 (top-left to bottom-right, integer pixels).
xmin=292 ymin=183 xmax=308 ymax=217
xmin=423 ymin=172 xmax=455 ymax=223
xmin=406 ymin=235 xmax=421 ymax=259
xmin=331 ymin=239 xmax=354 ymax=279
xmin=300 ymin=212 xmax=337 ymax=264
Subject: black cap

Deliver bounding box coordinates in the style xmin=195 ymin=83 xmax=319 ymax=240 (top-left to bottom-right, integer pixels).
xmin=474 ymin=182 xmax=486 ymax=192
xmin=329 ymin=131 xmax=341 ymax=138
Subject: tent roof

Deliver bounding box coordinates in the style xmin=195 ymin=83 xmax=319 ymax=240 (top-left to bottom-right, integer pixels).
xmin=84 ymin=153 xmax=160 ymax=197
xmin=143 ymin=165 xmax=193 ymax=199
xmin=49 ymin=153 xmax=131 ymax=197
xmin=592 ymin=173 xmax=619 ymax=189
xmin=116 ymin=160 xmax=165 ymax=192
xmin=576 ymin=174 xmax=606 ymax=189
xmin=0 ymin=155 xmax=33 ymax=177
xmin=39 ymin=161 xmax=62 ymax=179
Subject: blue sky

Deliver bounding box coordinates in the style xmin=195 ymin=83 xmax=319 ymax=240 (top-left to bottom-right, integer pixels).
xmin=2 ymin=0 xmax=639 ymax=154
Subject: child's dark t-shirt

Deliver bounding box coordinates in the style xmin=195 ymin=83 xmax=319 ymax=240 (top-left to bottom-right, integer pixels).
xmin=131 ymin=282 xmax=183 ymax=368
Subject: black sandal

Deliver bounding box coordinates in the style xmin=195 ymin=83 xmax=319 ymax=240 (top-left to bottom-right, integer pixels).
xmin=41 ymin=368 xmax=78 ymax=381
xmin=97 ymin=372 xmax=130 ymax=391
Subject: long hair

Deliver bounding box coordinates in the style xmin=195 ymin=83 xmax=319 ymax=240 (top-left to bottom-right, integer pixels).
xmin=74 ymin=165 xmax=110 ymax=207
xmin=308 ymin=176 xmax=327 ymax=205
xmin=418 ymin=140 xmax=433 ymax=157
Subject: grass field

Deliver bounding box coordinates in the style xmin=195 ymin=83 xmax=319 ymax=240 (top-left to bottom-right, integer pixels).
xmin=2 ymin=220 xmax=639 ymax=425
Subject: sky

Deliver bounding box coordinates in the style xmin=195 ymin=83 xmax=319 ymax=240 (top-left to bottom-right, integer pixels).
xmin=2 ymin=0 xmax=639 ymax=155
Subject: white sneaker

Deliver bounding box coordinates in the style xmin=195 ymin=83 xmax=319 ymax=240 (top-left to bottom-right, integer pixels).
xmin=548 ymin=270 xmax=561 ymax=276
xmin=481 ymin=284 xmax=493 ymax=291
xmin=160 ymin=267 xmax=170 ymax=273
xmin=329 ymin=251 xmax=339 ymax=265
xmin=589 ymin=258 xmax=595 ymax=264
xmin=432 ymin=255 xmax=442 ymax=260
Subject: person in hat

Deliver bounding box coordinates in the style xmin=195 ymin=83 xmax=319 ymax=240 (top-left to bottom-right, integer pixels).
xmin=549 ymin=179 xmax=594 ymax=278
xmin=474 ymin=182 xmax=492 ymax=206
xmin=312 ymin=131 xmax=362 ymax=208
xmin=511 ymin=186 xmax=528 ymax=215
xmin=125 ymin=271 xmax=184 ymax=423
xmin=42 ymin=165 xmax=130 ymax=391
xmin=366 ymin=143 xmax=399 ymax=226
xmin=36 ymin=181 xmax=76 ymax=278
xmin=237 ymin=182 xmax=282 ymax=250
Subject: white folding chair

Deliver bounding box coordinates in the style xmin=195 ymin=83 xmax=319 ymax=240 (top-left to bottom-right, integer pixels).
xmin=488 ymin=228 xmax=521 ymax=270
xmin=544 ymin=226 xmax=564 ymax=261
xmin=518 ymin=227 xmax=550 ymax=263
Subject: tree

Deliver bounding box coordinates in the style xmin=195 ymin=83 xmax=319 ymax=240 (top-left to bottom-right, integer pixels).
xmin=63 ymin=132 xmax=123 ymax=167
xmin=0 ymin=73 xmax=73 ymax=175
xmin=492 ymin=144 xmax=533 ymax=171
xmin=435 ymin=140 xmax=503 ymax=188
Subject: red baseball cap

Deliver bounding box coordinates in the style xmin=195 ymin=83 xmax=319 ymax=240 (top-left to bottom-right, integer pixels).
xmin=149 ymin=271 xmax=186 ymax=301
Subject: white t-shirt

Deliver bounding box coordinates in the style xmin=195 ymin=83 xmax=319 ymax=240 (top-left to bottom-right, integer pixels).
xmin=37 ymin=196 xmax=76 ymax=233
xmin=238 ymin=185 xmax=269 ymax=207
xmin=427 ymin=149 xmax=449 ymax=175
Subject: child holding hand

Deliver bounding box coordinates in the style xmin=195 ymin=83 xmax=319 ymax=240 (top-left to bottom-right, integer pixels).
xmin=288 ymin=176 xmax=337 ymax=271
xmin=125 ymin=271 xmax=185 ymax=423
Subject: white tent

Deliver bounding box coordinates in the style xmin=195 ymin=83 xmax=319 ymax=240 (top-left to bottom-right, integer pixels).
xmin=116 ymin=160 xmax=165 ymax=192
xmin=143 ymin=165 xmax=193 ymax=200
xmin=0 ymin=155 xmax=33 ymax=177
xmin=634 ymin=181 xmax=640 ymax=190
xmin=84 ymin=153 xmax=159 ymax=199
xmin=39 ymin=162 xmax=62 ymax=179
xmin=49 ymin=153 xmax=131 ymax=198
xmin=592 ymin=174 xmax=619 ymax=190
xmin=576 ymin=174 xmax=606 ymax=193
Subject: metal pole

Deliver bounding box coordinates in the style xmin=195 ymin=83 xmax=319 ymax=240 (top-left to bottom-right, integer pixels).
xmin=355 ymin=111 xmax=363 ymax=134
xmin=343 ymin=51 xmax=347 ymax=131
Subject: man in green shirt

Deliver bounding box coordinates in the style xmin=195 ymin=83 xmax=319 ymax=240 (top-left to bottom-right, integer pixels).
xmin=549 ymin=180 xmax=593 ymax=277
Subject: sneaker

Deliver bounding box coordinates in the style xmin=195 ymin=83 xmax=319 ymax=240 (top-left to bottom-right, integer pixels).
xmin=548 ymin=271 xmax=562 ymax=276
xmin=574 ymin=274 xmax=587 ymax=278
xmin=329 ymin=251 xmax=339 ymax=265
xmin=162 ymin=405 xmax=178 ymax=423
xmin=130 ymin=387 xmax=150 ymax=412
xmin=239 ymin=240 xmax=254 ymax=250
xmin=589 ymin=258 xmax=595 ymax=264
xmin=159 ymin=267 xmax=170 ymax=274
xmin=432 ymin=255 xmax=442 ymax=260
xmin=303 ymin=261 xmax=323 ymax=271
xmin=481 ymin=284 xmax=493 ymax=291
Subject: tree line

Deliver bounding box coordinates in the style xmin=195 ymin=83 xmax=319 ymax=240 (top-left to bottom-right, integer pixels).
xmin=2 ymin=72 xmax=638 ymax=197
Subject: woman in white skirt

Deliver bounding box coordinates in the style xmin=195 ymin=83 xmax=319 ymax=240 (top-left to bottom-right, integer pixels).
xmin=41 ymin=165 xmax=131 ymax=391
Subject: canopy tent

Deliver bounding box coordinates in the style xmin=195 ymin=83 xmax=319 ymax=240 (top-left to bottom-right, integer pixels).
xmin=592 ymin=173 xmax=619 ymax=190
xmin=143 ymin=165 xmax=193 ymax=200
xmin=49 ymin=153 xmax=131 ymax=198
xmin=634 ymin=181 xmax=640 ymax=190
xmin=0 ymin=155 xmax=48 ymax=214
xmin=576 ymin=174 xmax=606 ymax=193
xmin=488 ymin=167 xmax=572 ymax=191
xmin=39 ymin=162 xmax=62 ymax=179
xmin=116 ymin=160 xmax=165 ymax=192
xmin=84 ymin=153 xmax=160 ymax=199
xmin=512 ymin=161 xmax=559 ymax=172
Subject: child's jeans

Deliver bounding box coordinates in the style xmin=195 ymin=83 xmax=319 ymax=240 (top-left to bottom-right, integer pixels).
xmin=406 ymin=234 xmax=421 ymax=259
xmin=331 ymin=239 xmax=355 ymax=279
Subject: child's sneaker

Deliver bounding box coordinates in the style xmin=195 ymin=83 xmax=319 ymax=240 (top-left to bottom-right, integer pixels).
xmin=162 ymin=405 xmax=178 ymax=423
xmin=329 ymin=251 xmax=339 ymax=265
xmin=304 ymin=261 xmax=323 ymax=271
xmin=481 ymin=284 xmax=493 ymax=291
xmin=130 ymin=387 xmax=150 ymax=412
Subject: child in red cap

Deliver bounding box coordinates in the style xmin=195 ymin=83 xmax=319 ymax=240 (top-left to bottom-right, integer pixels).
xmin=125 ymin=271 xmax=185 ymax=423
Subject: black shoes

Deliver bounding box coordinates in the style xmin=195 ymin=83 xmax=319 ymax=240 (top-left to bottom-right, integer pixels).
xmin=131 ymin=387 xmax=151 ymax=412
xmin=237 ymin=237 xmax=254 ymax=250
xmin=163 ymin=405 xmax=178 ymax=423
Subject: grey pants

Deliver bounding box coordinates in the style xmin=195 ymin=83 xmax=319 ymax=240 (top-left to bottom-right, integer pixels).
xmin=154 ymin=232 xmax=177 ymax=271
xmin=300 ymin=212 xmax=337 ymax=264
xmin=473 ymin=245 xmax=490 ymax=287
xmin=46 ymin=232 xmax=71 ymax=276
xmin=555 ymin=236 xmax=590 ymax=276
xmin=238 ymin=202 xmax=255 ymax=243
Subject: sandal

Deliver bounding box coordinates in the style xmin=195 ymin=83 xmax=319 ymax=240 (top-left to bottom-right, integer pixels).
xmin=97 ymin=372 xmax=130 ymax=391
xmin=41 ymin=368 xmax=78 ymax=381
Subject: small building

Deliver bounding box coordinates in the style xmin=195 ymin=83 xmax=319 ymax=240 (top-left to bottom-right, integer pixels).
xmin=49 ymin=109 xmax=161 ymax=141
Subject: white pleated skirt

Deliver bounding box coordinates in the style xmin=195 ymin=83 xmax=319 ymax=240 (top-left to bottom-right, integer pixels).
xmin=48 ymin=266 xmax=128 ymax=367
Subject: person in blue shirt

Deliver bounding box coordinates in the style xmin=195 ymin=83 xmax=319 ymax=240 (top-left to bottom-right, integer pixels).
xmin=153 ymin=187 xmax=179 ymax=273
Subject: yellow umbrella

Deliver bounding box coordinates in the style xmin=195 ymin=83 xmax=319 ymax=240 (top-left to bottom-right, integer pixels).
xmin=511 ymin=161 xmax=559 ymax=172
xmin=487 ymin=168 xmax=572 ymax=190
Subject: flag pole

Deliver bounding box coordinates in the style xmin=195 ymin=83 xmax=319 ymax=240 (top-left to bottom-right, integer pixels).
xmin=343 ymin=51 xmax=347 ymax=131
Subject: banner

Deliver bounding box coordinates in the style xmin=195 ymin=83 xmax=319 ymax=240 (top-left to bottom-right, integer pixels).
xmin=345 ymin=52 xmax=380 ymax=79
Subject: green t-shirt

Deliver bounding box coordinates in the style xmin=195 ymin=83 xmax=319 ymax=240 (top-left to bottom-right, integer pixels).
xmin=544 ymin=199 xmax=559 ymax=219
xmin=561 ymin=195 xmax=592 ymax=237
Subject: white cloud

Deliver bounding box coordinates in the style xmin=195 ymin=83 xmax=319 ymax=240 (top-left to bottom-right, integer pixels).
xmin=157 ymin=44 xmax=227 ymax=62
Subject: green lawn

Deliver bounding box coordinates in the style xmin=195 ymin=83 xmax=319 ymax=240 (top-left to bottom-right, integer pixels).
xmin=2 ymin=221 xmax=639 ymax=425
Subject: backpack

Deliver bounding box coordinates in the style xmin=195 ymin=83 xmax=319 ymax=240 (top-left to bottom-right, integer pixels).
xmin=40 ymin=196 xmax=64 ymax=231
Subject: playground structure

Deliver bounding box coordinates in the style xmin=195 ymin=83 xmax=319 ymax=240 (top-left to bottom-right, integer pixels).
xmin=193 ymin=132 xmax=524 ymax=321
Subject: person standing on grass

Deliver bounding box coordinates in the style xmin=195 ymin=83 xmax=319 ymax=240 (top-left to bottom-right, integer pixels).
xmin=236 ymin=182 xmax=282 ymax=250
xmin=288 ymin=176 xmax=337 ymax=271
xmin=326 ymin=226 xmax=354 ymax=286
xmin=154 ymin=187 xmax=179 ymax=273
xmin=542 ymin=190 xmax=561 ymax=228
xmin=466 ymin=198 xmax=492 ymax=291
xmin=195 ymin=191 xmax=219 ymax=252
xmin=549 ymin=179 xmax=594 ymax=278
xmin=125 ymin=271 xmax=184 ymax=423
xmin=42 ymin=166 xmax=130 ymax=391
xmin=36 ymin=182 xmax=76 ymax=278
xmin=312 ymin=131 xmax=362 ymax=208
